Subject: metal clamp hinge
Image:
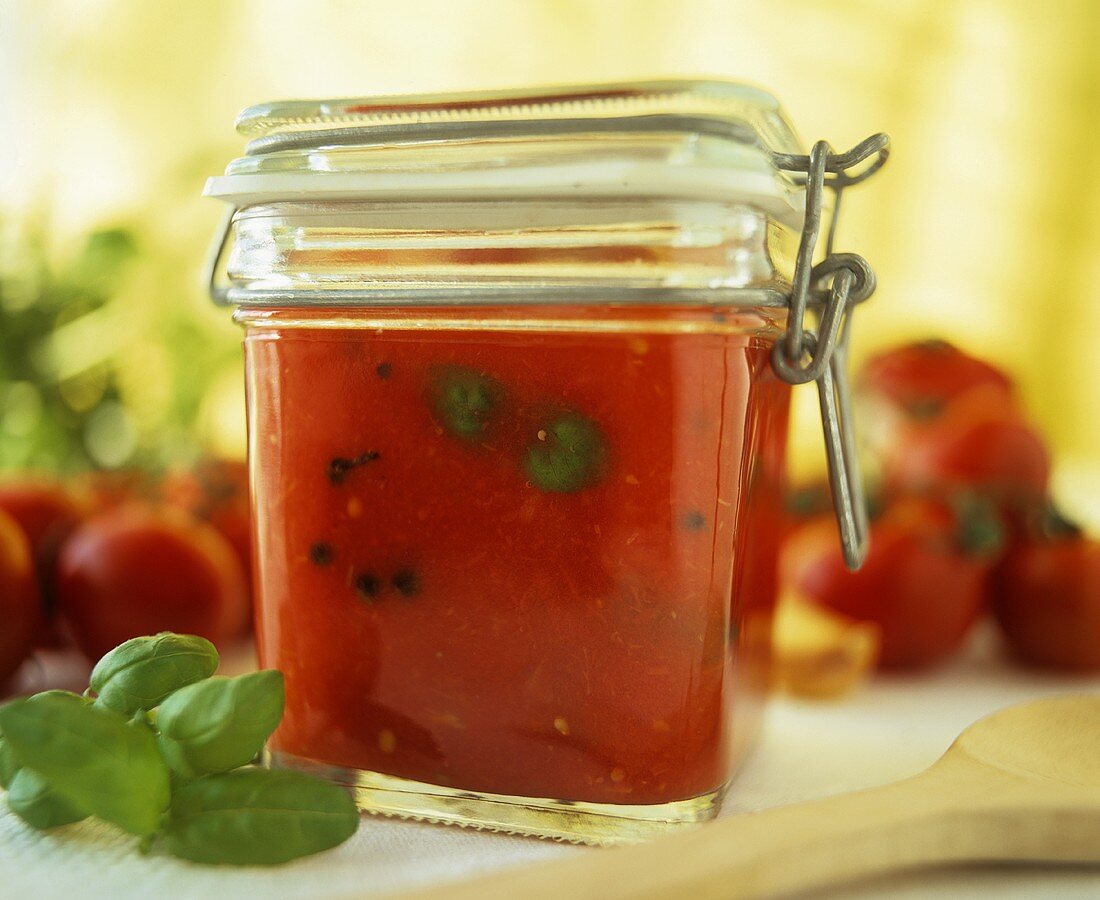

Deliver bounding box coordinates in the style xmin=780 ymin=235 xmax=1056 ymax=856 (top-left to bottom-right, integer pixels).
xmin=772 ymin=134 xmax=890 ymax=570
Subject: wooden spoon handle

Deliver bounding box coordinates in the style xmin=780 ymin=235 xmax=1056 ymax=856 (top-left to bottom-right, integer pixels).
xmin=412 ymin=767 xmax=996 ymax=900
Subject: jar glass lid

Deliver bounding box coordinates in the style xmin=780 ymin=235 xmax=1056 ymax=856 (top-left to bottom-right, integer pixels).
xmin=206 ymin=80 xmax=812 ymax=228
xmin=233 ymin=79 xmax=804 ymax=155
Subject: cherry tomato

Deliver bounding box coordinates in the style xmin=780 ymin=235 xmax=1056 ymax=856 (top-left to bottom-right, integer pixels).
xmin=54 ymin=504 xmax=249 ymax=660
xmin=0 ymin=477 xmax=91 ymax=647
xmin=0 ymin=507 xmax=41 ymax=685
xmin=0 ymin=477 xmax=89 ymax=555
xmin=858 ymin=341 xmax=1047 ymax=509
xmin=859 ymin=339 xmax=1014 ymax=418
xmin=161 ymin=459 xmax=252 ymax=594
xmin=781 ymin=510 xmax=843 ymax=592
xmin=0 ymin=477 xmax=90 ymax=578
xmin=881 ymin=395 xmax=1051 ymax=508
xmin=992 ymin=518 xmax=1100 ymax=671
xmin=789 ymin=494 xmax=1004 ymax=670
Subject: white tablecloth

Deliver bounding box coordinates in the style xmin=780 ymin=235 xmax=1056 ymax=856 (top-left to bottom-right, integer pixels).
xmin=3 ymin=626 xmax=1099 ymax=899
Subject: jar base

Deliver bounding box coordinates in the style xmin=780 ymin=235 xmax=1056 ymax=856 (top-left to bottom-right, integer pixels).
xmin=267 ymin=750 xmax=725 ymax=845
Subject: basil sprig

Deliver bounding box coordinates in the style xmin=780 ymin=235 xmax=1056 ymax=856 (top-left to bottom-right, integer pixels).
xmin=90 ymin=633 xmax=219 ymax=714
xmin=6 ymin=769 xmax=89 ymax=829
xmin=0 ymin=690 xmax=84 ymax=791
xmin=0 ymin=632 xmax=359 ymax=865
xmin=0 ymin=738 xmax=17 ymax=789
xmin=0 ymin=693 xmax=170 ymax=836
xmin=156 ymin=672 xmax=285 ymax=778
xmin=1 ymin=690 xmax=96 ymax=823
xmin=164 ymin=769 xmax=358 ymax=865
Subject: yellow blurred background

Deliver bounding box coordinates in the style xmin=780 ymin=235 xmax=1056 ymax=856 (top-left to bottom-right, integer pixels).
xmin=1 ymin=0 xmax=1098 ymax=520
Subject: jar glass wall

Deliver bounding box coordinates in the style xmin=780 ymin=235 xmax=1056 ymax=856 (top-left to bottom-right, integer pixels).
xmin=241 ymin=304 xmax=789 ymax=842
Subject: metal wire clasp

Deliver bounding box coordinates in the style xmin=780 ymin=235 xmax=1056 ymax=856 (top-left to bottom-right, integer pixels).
xmin=772 ymin=133 xmax=889 ymax=570
xmin=204 ymin=206 xmax=236 ymax=306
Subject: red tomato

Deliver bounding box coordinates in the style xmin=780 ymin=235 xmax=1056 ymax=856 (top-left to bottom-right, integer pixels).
xmin=0 ymin=477 xmax=92 ymax=647
xmin=54 ymin=504 xmax=249 ymax=660
xmin=992 ymin=528 xmax=1100 ymax=671
xmin=781 ymin=511 xmax=842 ymax=591
xmin=0 ymin=507 xmax=41 ymax=685
xmin=859 ymin=339 xmax=1014 ymax=417
xmin=790 ymin=495 xmax=1004 ymax=669
xmin=882 ymin=396 xmax=1051 ymax=507
xmin=858 ymin=341 xmax=1047 ymax=508
xmin=161 ymin=459 xmax=252 ymax=594
xmin=0 ymin=477 xmax=89 ymax=556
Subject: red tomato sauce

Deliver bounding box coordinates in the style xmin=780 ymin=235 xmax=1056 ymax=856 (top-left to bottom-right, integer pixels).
xmin=245 ymin=307 xmax=789 ymax=806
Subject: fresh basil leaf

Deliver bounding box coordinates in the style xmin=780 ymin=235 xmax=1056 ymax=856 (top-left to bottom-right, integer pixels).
xmin=31 ymin=689 xmax=87 ymax=703
xmin=90 ymin=633 xmax=219 ymax=714
xmin=525 ymin=412 xmax=607 ymax=493
xmin=0 ymin=694 xmax=170 ymax=836
xmin=429 ymin=366 xmax=503 ymax=440
xmin=6 ymin=769 xmax=89 ymax=830
xmin=163 ymin=768 xmax=359 ymax=865
xmin=0 ymin=737 xmax=18 ymax=789
xmin=0 ymin=691 xmax=88 ymax=790
xmin=156 ymin=671 xmax=285 ymax=778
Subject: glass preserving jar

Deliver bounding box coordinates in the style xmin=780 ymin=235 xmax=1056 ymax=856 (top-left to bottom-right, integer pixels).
xmin=205 ymin=80 xmax=888 ymax=844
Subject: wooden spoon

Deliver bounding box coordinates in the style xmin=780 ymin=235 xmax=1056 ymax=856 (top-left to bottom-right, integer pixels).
xmin=408 ymin=693 xmax=1100 ymax=899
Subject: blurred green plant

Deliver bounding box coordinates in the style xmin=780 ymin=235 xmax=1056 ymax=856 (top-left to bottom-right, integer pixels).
xmin=0 ymin=217 xmax=243 ymax=473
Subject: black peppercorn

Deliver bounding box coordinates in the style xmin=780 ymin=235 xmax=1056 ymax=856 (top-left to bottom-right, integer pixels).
xmin=392 ymin=568 xmax=420 ymax=598
xmin=327 ymin=450 xmax=380 ymax=485
xmin=309 ymin=542 xmax=334 ymax=565
xmin=682 ymin=511 xmax=707 ymax=531
xmin=355 ymin=572 xmax=381 ymax=600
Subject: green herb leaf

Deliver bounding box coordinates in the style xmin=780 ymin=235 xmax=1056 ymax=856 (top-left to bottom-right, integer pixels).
xmin=0 ymin=694 xmax=170 ymax=836
xmin=90 ymin=633 xmax=219 ymax=714
xmin=525 ymin=412 xmax=608 ymax=493
xmin=28 ymin=689 xmax=88 ymax=705
xmin=156 ymin=671 xmax=285 ymax=778
xmin=162 ymin=768 xmax=359 ymax=865
xmin=429 ymin=366 xmax=503 ymax=440
xmin=0 ymin=737 xmax=19 ymax=789
xmin=0 ymin=691 xmax=86 ymax=789
xmin=6 ymin=769 xmax=89 ymax=830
